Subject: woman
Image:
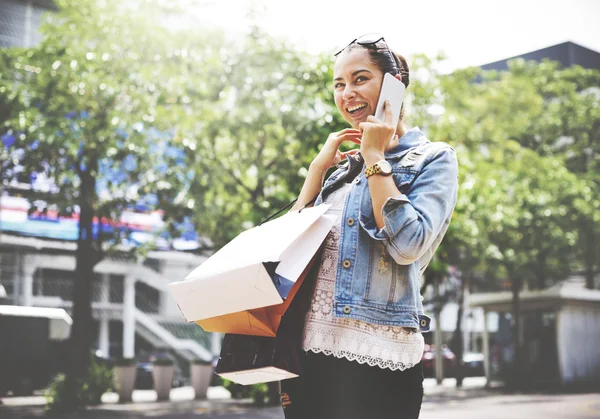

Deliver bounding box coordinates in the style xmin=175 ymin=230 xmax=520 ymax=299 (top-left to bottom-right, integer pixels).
xmin=281 ymin=35 xmax=459 ymax=418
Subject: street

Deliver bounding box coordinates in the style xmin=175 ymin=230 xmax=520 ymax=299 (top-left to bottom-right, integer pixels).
xmin=2 ymin=379 xmax=599 ymax=419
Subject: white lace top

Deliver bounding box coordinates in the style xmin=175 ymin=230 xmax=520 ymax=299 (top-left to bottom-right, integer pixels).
xmin=302 ymin=181 xmax=424 ymax=371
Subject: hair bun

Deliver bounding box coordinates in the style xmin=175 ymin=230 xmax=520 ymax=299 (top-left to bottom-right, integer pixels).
xmin=394 ymin=52 xmax=410 ymax=88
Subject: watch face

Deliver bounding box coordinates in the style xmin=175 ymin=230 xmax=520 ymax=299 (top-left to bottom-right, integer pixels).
xmin=379 ymin=160 xmax=392 ymax=174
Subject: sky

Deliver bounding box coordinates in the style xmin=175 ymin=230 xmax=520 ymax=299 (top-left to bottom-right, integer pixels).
xmin=188 ymin=0 xmax=600 ymax=71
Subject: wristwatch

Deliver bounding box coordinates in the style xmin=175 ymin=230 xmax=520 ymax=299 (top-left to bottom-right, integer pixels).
xmin=365 ymin=159 xmax=392 ymax=178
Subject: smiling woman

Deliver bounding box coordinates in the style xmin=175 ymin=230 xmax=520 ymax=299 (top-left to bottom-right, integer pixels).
xmin=282 ymin=34 xmax=459 ymax=419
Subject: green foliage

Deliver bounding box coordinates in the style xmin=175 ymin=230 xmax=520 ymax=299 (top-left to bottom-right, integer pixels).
xmin=46 ymin=357 xmax=113 ymax=412
xmin=408 ymin=55 xmax=600 ymax=387
xmin=250 ymin=382 xmax=269 ymax=406
xmin=0 ymin=1 xmax=204 ymax=408
xmin=177 ymin=27 xmax=348 ymax=247
xmin=413 ymin=56 xmax=600 ymax=293
xmin=222 ymin=378 xmax=250 ymax=399
xmin=221 ymin=379 xmax=274 ymax=406
xmin=0 ymin=0 xmax=196 ymax=237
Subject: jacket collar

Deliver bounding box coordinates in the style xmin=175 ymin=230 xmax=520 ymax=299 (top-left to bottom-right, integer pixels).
xmin=384 ymin=127 xmax=429 ymax=159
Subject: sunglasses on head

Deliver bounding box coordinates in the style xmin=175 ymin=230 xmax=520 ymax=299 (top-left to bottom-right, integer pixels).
xmin=334 ymin=33 xmax=400 ymax=75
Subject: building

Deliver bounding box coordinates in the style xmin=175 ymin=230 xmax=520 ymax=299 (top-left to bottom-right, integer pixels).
xmin=0 ymin=0 xmax=56 ymax=48
xmin=469 ymin=277 xmax=600 ymax=386
xmin=0 ymin=228 xmax=216 ymax=362
xmin=480 ymin=41 xmax=600 ymax=72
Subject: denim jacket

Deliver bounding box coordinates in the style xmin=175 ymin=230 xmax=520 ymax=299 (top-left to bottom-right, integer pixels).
xmin=313 ymin=127 xmax=459 ymax=332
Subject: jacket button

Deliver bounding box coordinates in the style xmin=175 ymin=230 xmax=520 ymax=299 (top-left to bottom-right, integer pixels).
xmin=343 ymin=260 xmax=351 ymax=269
xmin=343 ymin=306 xmax=351 ymax=314
xmin=347 ymin=218 xmax=355 ymax=226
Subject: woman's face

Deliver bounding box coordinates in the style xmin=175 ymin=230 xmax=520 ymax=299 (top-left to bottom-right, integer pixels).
xmin=333 ymin=48 xmax=384 ymax=129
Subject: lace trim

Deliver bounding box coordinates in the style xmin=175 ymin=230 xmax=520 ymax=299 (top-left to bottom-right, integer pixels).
xmin=302 ymin=321 xmax=424 ymax=372
xmin=307 ymin=348 xmax=418 ymax=372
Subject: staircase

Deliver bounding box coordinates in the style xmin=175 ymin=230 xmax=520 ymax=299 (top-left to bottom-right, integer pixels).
xmin=134 ymin=309 xmax=212 ymax=362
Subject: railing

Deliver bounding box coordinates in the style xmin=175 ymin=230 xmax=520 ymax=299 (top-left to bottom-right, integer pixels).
xmin=134 ymin=309 xmax=212 ymax=362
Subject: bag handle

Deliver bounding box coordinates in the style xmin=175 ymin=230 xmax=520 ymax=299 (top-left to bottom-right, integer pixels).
xmin=259 ymin=153 xmax=365 ymax=226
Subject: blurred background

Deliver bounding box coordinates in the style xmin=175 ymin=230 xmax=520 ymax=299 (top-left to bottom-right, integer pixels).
xmin=0 ymin=0 xmax=599 ymax=414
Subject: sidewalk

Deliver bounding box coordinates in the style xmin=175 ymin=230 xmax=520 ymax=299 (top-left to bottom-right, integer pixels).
xmin=4 ymin=378 xmax=598 ymax=419
xmin=1 ymin=386 xmax=273 ymax=419
xmin=422 ymin=376 xmax=504 ymax=400
xmin=0 ymin=377 xmax=496 ymax=419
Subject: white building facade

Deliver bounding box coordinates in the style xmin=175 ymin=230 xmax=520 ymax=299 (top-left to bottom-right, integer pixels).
xmin=469 ymin=277 xmax=600 ymax=387
xmin=0 ymin=232 xmax=216 ymax=362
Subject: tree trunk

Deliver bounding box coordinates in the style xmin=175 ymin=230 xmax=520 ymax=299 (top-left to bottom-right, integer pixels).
xmin=64 ymin=156 xmax=98 ymax=409
xmin=582 ymin=221 xmax=597 ymax=290
xmin=535 ymin=250 xmax=546 ymax=290
xmin=451 ymin=272 xmax=469 ymax=387
xmin=510 ymin=276 xmax=523 ymax=390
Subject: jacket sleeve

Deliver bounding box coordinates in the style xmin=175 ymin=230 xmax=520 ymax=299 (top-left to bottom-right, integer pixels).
xmin=364 ymin=146 xmax=459 ymax=265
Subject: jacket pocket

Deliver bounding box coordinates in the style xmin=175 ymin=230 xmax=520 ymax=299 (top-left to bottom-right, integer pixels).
xmin=364 ymin=241 xmax=412 ymax=306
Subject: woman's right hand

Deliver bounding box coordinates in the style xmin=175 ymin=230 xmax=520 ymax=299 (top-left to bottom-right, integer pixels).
xmin=309 ymin=129 xmax=362 ymax=174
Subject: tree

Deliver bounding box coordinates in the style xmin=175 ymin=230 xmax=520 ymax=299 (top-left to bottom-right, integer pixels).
xmin=505 ymin=61 xmax=600 ymax=289
xmin=0 ymin=0 xmax=201 ymax=408
xmin=423 ymin=60 xmax=597 ymax=387
xmin=180 ymin=27 xmax=349 ymax=247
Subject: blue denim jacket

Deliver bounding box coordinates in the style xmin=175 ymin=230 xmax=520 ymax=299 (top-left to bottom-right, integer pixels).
xmin=313 ymin=127 xmax=459 ymax=332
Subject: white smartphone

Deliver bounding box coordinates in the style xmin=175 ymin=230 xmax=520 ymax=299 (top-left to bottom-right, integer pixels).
xmin=374 ymin=72 xmax=406 ymax=124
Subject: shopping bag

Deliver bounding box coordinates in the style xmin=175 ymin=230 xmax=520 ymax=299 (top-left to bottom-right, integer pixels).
xmin=215 ymin=334 xmax=303 ymax=385
xmin=215 ymin=253 xmax=318 ymax=385
xmin=168 ymin=204 xmax=336 ymax=326
xmin=195 ymin=252 xmax=318 ymax=337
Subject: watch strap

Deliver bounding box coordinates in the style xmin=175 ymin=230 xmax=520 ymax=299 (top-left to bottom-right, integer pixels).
xmin=365 ymin=160 xmax=392 ymax=178
xmin=364 ymin=164 xmax=382 ymax=178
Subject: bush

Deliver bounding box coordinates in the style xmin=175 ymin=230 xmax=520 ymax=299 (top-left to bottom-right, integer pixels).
xmin=222 ymin=378 xmax=251 ymax=399
xmin=222 ymin=379 xmax=276 ymax=406
xmin=86 ymin=358 xmax=114 ymax=404
xmin=250 ymin=383 xmax=269 ymax=406
xmin=46 ymin=357 xmax=113 ymax=412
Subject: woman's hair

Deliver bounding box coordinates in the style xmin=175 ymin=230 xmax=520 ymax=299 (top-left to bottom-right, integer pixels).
xmin=345 ymin=42 xmax=410 ymax=120
xmin=345 ymin=42 xmax=410 ymax=88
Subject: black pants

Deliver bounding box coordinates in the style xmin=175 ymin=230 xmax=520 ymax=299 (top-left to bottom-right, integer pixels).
xmin=280 ymin=351 xmax=424 ymax=419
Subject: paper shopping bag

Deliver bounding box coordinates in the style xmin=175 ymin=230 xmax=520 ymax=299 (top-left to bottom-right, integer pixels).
xmin=195 ymin=249 xmax=319 ymax=337
xmin=168 ymin=204 xmax=336 ymax=324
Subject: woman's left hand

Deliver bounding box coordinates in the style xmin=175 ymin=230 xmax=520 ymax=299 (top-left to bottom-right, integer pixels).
xmin=359 ymin=100 xmax=396 ymax=164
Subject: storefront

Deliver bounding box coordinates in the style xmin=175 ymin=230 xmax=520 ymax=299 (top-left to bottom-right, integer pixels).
xmin=469 ymin=277 xmax=600 ymax=387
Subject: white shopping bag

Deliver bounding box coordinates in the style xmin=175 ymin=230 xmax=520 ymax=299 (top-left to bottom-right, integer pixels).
xmin=168 ymin=204 xmax=336 ymax=323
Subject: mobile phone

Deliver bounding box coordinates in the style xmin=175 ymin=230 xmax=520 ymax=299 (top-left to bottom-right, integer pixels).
xmin=374 ymin=72 xmax=406 ymax=124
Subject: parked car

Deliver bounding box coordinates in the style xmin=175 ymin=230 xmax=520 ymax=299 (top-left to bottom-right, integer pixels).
xmin=0 ymin=305 xmax=71 ymax=396
xmin=461 ymin=352 xmax=485 ymax=377
xmin=134 ymin=353 xmax=186 ymax=389
xmin=421 ymin=344 xmax=456 ymax=378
